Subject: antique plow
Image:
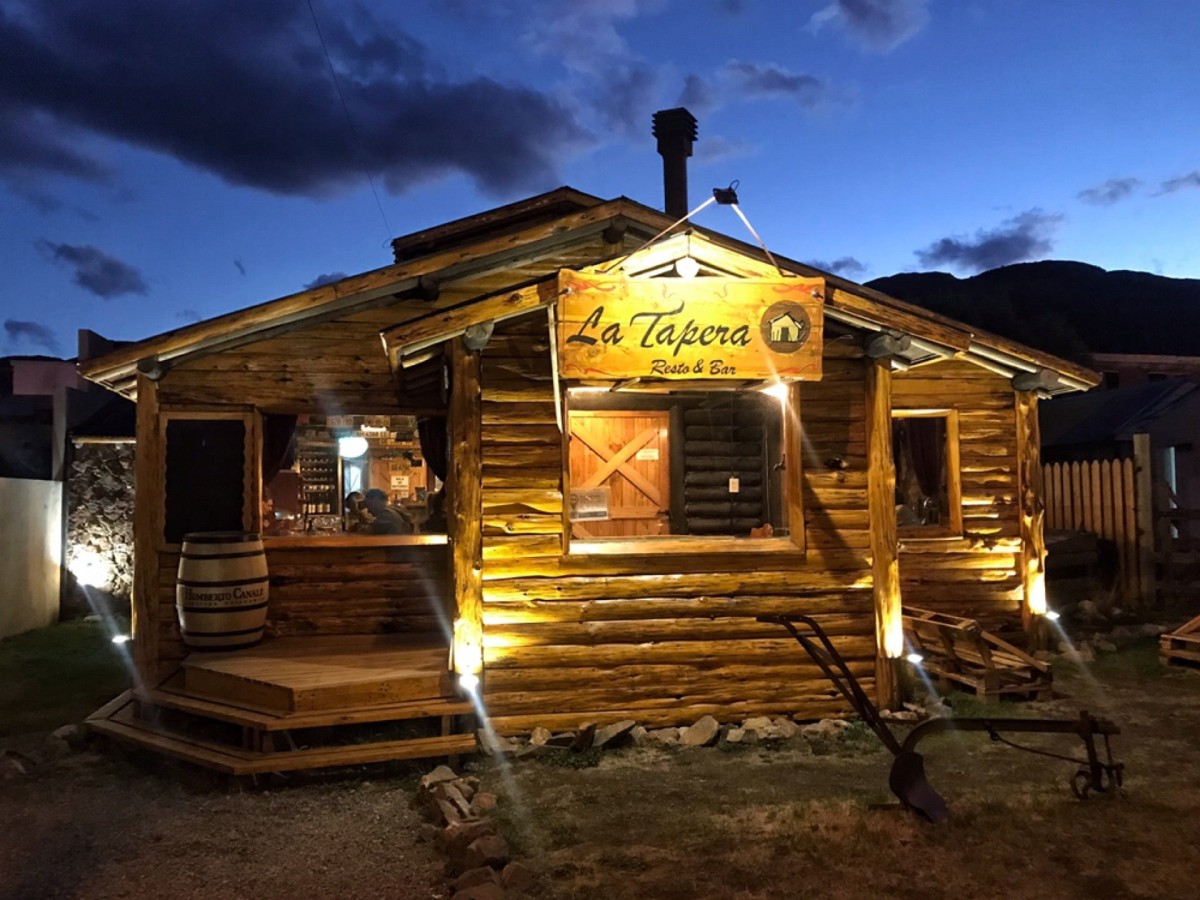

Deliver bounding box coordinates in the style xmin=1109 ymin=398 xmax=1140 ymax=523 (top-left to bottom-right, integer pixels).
xmin=758 ymin=614 xmax=1125 ymax=823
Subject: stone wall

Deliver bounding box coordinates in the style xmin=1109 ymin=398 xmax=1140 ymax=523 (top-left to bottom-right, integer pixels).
xmin=64 ymin=442 xmax=134 ymax=619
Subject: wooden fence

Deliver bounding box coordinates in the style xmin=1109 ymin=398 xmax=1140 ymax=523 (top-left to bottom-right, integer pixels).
xmin=1042 ymin=434 xmax=1155 ymax=607
xmin=0 ymin=477 xmax=62 ymax=638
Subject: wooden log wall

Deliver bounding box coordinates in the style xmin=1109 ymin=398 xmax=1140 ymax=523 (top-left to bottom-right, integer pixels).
xmin=680 ymin=398 xmax=769 ymax=535
xmin=151 ymin=542 xmax=452 ymax=671
xmin=476 ymin=319 xmax=876 ymax=733
xmin=892 ymin=360 xmax=1023 ymax=631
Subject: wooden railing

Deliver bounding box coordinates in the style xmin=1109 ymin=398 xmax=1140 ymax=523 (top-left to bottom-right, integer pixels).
xmin=1041 ymin=434 xmax=1155 ymax=606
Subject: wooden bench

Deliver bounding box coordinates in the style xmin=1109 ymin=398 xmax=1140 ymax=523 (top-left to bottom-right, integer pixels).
xmin=1161 ymin=613 xmax=1200 ymax=668
xmin=902 ymin=607 xmax=1053 ymax=701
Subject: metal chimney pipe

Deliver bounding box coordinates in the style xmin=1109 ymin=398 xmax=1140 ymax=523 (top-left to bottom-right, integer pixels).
xmin=652 ymin=108 xmax=698 ymax=220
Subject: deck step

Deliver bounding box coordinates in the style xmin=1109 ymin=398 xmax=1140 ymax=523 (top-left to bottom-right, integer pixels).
xmin=88 ymin=694 xmax=478 ymax=775
xmin=179 ymin=635 xmax=453 ymax=714
xmin=141 ymin=676 xmax=474 ymax=731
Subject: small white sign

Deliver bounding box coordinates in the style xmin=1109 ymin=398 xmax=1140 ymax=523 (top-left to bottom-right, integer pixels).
xmin=569 ymin=487 xmax=611 ymax=521
xmin=390 ymin=475 xmax=410 ymax=493
xmin=729 ymin=476 xmax=740 ymax=493
xmin=635 ymin=447 xmax=660 ymax=462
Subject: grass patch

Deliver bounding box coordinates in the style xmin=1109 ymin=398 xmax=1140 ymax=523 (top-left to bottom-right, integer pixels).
xmin=1075 ymin=638 xmax=1178 ymax=682
xmin=0 ymin=620 xmax=132 ymax=737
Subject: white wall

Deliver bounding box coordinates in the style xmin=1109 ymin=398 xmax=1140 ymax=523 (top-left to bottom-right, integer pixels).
xmin=0 ymin=477 xmax=62 ymax=639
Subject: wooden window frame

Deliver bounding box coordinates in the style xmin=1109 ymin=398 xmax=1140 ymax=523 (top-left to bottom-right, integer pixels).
xmin=892 ymin=407 xmax=963 ymax=540
xmin=561 ymin=383 xmax=805 ymax=557
xmin=158 ymin=408 xmax=260 ymax=551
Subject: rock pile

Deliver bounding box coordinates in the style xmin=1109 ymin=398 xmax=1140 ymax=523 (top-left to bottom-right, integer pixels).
xmin=414 ymin=765 xmax=532 ymax=900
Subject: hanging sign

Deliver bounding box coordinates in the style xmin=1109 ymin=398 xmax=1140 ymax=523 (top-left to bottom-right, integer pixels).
xmin=556 ymin=270 xmax=824 ymax=381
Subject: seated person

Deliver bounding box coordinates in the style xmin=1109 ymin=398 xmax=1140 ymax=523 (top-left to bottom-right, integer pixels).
xmin=422 ymin=487 xmax=448 ymax=534
xmin=344 ymin=491 xmax=370 ymax=532
xmin=362 ymin=488 xmax=413 ymax=535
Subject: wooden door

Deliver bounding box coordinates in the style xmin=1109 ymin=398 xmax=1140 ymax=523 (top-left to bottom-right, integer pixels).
xmin=569 ymin=411 xmax=671 ymax=538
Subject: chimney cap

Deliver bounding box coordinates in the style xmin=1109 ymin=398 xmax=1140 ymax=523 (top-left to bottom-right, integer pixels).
xmin=652 ymin=108 xmax=698 ymax=143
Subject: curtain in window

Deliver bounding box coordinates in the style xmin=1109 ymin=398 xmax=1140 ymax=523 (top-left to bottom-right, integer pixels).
xmin=261 ymin=414 xmax=298 ymax=484
xmin=418 ymin=416 xmax=448 ymax=483
xmin=905 ymin=418 xmax=943 ymax=499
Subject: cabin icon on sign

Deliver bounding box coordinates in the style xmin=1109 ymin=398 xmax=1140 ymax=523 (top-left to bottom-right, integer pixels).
xmin=767 ymin=311 xmax=809 ymax=343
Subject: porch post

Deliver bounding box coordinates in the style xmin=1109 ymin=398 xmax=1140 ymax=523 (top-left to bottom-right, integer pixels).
xmin=865 ymin=358 xmax=901 ymax=709
xmin=131 ymin=373 xmax=162 ymax=687
xmin=449 ymin=339 xmax=484 ymax=679
xmin=1015 ymin=391 xmax=1048 ymax=645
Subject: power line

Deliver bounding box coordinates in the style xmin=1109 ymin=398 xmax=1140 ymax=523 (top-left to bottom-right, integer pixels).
xmin=305 ymin=0 xmax=394 ymax=245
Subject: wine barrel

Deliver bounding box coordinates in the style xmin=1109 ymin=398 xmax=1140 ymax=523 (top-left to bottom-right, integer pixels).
xmin=176 ymin=532 xmax=269 ymax=650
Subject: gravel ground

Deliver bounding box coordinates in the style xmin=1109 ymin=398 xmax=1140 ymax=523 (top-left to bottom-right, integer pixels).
xmin=4 ymin=639 xmax=1199 ymax=899
xmin=0 ymin=751 xmax=448 ymax=900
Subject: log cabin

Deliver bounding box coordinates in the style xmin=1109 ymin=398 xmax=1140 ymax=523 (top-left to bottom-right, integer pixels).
xmin=80 ymin=111 xmax=1098 ymax=774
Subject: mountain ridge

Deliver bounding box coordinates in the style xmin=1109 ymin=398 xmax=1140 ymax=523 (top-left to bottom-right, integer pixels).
xmin=866 ymin=261 xmax=1200 ymax=365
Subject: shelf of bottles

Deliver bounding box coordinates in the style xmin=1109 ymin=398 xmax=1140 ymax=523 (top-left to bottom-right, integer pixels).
xmin=296 ymin=442 xmax=340 ymax=517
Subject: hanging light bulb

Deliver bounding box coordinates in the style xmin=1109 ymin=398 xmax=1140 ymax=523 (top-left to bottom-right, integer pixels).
xmin=338 ymin=435 xmax=368 ymax=458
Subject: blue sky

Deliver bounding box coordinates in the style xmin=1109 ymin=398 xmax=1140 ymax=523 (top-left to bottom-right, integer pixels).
xmin=2 ymin=0 xmax=1198 ymax=358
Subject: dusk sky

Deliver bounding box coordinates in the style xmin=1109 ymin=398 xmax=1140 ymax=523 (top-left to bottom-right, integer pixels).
xmin=2 ymin=0 xmax=1198 ymax=359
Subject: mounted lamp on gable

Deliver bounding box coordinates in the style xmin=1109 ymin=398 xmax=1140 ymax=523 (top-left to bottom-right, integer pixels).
xmin=556 ymin=270 xmax=825 ymax=382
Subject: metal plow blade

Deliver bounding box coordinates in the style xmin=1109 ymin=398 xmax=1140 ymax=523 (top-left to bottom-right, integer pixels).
xmin=888 ymin=750 xmax=949 ymax=824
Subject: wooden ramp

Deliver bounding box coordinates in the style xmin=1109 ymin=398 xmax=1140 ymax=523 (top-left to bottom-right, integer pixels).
xmin=87 ymin=635 xmax=478 ymax=775
xmin=903 ymin=607 xmax=1052 ymax=700
xmin=1161 ymin=613 xmax=1200 ymax=668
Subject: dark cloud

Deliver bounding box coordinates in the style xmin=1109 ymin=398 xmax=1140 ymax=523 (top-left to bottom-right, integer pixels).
xmin=594 ymin=63 xmax=663 ymax=136
xmin=1161 ymin=171 xmax=1200 ymax=194
xmin=0 ymin=1 xmax=587 ymax=198
xmin=233 ymin=259 xmax=246 ymax=277
xmin=915 ymin=210 xmax=1063 ymax=273
xmin=177 ymin=309 xmax=202 ymax=322
xmin=303 ymin=272 xmax=349 ymax=291
xmin=1078 ymin=177 xmax=1141 ymax=205
xmin=4 ymin=319 xmax=60 ymax=353
xmin=808 ymin=256 xmax=867 ymax=277
xmin=722 ymin=61 xmax=842 ymax=109
xmin=694 ymin=135 xmax=751 ymax=164
xmin=808 ymin=0 xmax=930 ymax=52
xmin=678 ymin=74 xmax=716 ymax=116
xmin=37 ymin=240 xmax=149 ymax=298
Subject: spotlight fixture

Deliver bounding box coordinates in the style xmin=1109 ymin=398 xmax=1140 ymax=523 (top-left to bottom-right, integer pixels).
xmin=1045 ymin=610 xmax=1061 ymax=621
xmin=906 ymin=652 xmax=924 ymax=665
xmin=713 ymin=181 xmax=739 ymax=205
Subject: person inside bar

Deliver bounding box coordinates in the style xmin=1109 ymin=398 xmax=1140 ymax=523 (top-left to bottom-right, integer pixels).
xmin=343 ymin=491 xmax=370 ymax=532
xmin=362 ymin=488 xmax=413 ymax=535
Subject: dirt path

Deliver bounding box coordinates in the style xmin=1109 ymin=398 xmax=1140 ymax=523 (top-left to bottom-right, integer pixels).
xmin=2 ymin=641 xmax=1199 ymax=899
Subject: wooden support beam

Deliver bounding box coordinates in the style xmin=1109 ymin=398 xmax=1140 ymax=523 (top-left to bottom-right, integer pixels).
xmin=132 ymin=374 xmax=163 ymax=687
xmin=1133 ymin=432 xmax=1156 ymax=607
xmin=382 ymin=280 xmax=560 ymax=369
xmin=1015 ymin=391 xmax=1047 ymax=642
xmin=865 ymin=359 xmax=901 ymax=709
xmin=449 ymin=341 xmax=484 ymax=678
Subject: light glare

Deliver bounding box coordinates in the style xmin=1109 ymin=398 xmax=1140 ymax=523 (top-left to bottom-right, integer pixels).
xmin=906 ymin=652 xmax=924 ymax=665
xmin=338 ymin=435 xmax=369 ymax=458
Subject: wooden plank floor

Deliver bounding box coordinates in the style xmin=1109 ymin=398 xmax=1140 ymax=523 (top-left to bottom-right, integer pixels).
xmin=180 ymin=634 xmax=454 ymax=713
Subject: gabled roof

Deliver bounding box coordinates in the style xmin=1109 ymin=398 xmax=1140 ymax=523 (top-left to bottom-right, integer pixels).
xmin=1041 ymin=378 xmax=1200 ymax=447
xmin=80 ymin=187 xmax=1099 ymax=398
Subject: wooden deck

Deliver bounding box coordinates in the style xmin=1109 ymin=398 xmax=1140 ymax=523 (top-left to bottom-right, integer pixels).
xmin=88 ymin=634 xmax=478 ymax=775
